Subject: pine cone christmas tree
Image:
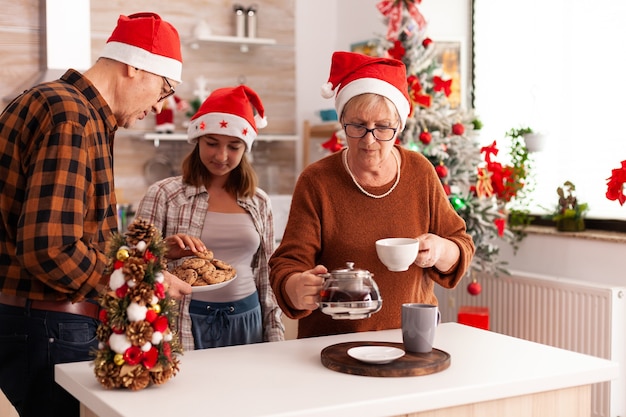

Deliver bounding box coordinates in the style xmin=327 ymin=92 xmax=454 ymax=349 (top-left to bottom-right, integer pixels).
xmin=93 ymin=217 xmax=182 ymax=390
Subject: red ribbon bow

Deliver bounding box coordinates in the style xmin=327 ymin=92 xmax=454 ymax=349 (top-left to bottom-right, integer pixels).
xmin=408 ymin=75 xmax=432 ymax=108
xmin=433 ymin=76 xmax=452 ymax=97
xmin=480 ymin=140 xmax=499 ymax=164
xmin=377 ymin=0 xmax=426 ymax=41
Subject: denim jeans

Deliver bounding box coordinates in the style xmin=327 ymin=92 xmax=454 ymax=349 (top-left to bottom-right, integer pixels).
xmin=0 ymin=303 xmax=99 ymax=417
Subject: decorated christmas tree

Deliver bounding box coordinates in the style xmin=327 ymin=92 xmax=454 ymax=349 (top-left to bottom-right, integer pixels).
xmin=376 ymin=0 xmax=533 ymax=284
xmin=93 ymin=218 xmax=181 ymax=390
xmin=322 ymin=1 xmax=533 ymax=294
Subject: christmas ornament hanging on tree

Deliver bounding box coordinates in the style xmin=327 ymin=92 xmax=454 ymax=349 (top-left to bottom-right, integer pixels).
xmin=93 ymin=218 xmax=182 ymax=391
xmin=467 ymin=278 xmax=482 ymax=296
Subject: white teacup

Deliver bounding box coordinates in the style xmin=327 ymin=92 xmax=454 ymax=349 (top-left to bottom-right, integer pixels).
xmin=375 ymin=238 xmax=419 ymax=272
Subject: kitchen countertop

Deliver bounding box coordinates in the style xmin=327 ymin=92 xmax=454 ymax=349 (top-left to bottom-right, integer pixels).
xmin=55 ymin=322 xmax=618 ymax=417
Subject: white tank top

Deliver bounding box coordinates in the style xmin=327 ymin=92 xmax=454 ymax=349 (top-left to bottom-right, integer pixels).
xmin=192 ymin=211 xmax=260 ymax=302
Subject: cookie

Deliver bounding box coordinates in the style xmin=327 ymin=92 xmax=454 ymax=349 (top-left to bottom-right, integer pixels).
xmin=181 ymin=257 xmax=205 ymax=270
xmin=212 ymin=258 xmax=233 ymax=271
xmin=204 ymin=270 xmax=227 ymax=284
xmin=196 ymin=261 xmax=216 ymax=275
xmin=194 ymin=249 xmax=214 ymax=261
xmin=176 ymin=268 xmax=198 ymax=286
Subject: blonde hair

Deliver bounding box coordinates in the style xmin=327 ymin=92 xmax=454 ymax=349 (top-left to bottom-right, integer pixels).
xmin=341 ymin=93 xmax=401 ymax=126
xmin=181 ymin=144 xmax=258 ymax=198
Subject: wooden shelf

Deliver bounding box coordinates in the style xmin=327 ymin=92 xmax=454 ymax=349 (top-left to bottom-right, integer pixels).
xmin=188 ymin=35 xmax=277 ymax=53
xmin=143 ymin=132 xmax=296 ymax=147
xmin=302 ymin=121 xmax=341 ymax=167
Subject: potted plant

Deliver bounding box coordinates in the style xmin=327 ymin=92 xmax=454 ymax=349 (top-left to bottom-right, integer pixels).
xmin=547 ymin=181 xmax=589 ymax=232
xmin=522 ymin=130 xmax=548 ymax=153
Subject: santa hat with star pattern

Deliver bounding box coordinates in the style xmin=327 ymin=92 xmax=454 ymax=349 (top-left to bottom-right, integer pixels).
xmin=321 ymin=51 xmax=411 ymax=129
xmin=187 ymin=85 xmax=267 ymax=152
xmin=99 ymin=12 xmax=183 ymax=83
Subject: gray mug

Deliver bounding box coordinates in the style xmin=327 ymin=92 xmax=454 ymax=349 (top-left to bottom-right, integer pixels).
xmin=401 ymin=303 xmax=440 ymax=353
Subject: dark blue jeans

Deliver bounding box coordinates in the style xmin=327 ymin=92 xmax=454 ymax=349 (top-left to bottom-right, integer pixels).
xmin=0 ymin=303 xmax=99 ymax=417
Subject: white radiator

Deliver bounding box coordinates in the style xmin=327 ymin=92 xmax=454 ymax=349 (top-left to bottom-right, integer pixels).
xmin=435 ymin=271 xmax=626 ymax=417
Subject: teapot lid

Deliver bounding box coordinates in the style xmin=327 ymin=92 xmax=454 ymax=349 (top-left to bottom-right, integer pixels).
xmin=329 ymin=262 xmax=372 ymax=277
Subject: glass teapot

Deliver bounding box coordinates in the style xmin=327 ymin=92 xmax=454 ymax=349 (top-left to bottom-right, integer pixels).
xmin=318 ymin=262 xmax=382 ymax=319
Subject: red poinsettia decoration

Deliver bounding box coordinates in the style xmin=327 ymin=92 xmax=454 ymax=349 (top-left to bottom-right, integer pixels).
xmin=606 ymin=160 xmax=626 ymax=205
xmin=477 ymin=140 xmax=521 ymax=203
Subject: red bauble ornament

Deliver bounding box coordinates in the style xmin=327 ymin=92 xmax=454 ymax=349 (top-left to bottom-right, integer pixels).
xmin=123 ymin=346 xmax=143 ymax=366
xmin=419 ymin=131 xmax=432 ymax=144
xmin=153 ymin=316 xmax=169 ymax=333
xmin=452 ymin=123 xmax=465 ymax=136
xmin=422 ymin=38 xmax=433 ymax=48
xmin=98 ymin=309 xmax=108 ymax=324
xmin=145 ymin=309 xmax=157 ymax=323
xmin=435 ymin=164 xmax=448 ymax=178
xmin=467 ymin=279 xmax=482 ymax=296
xmin=115 ymin=284 xmax=129 ymax=298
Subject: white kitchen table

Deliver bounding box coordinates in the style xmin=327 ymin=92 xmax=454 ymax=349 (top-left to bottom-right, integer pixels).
xmin=55 ymin=323 xmax=618 ymax=417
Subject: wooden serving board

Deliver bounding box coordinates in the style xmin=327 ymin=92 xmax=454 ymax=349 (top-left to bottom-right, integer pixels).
xmin=320 ymin=341 xmax=450 ymax=377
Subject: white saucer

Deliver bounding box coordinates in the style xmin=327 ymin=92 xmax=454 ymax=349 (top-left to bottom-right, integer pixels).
xmin=347 ymin=346 xmax=405 ymax=364
xmin=191 ymin=274 xmax=237 ymax=293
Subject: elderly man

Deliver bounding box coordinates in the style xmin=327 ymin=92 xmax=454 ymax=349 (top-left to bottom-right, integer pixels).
xmin=0 ymin=12 xmax=192 ymax=417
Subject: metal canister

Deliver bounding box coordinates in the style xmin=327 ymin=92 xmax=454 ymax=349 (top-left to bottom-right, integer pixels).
xmin=246 ymin=5 xmax=257 ymax=38
xmin=233 ymin=4 xmax=245 ymax=38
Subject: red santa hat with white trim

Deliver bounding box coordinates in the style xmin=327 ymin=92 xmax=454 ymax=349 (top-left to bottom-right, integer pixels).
xmin=187 ymin=85 xmax=268 ymax=152
xmin=321 ymin=51 xmax=411 ymax=129
xmin=99 ymin=12 xmax=183 ymax=83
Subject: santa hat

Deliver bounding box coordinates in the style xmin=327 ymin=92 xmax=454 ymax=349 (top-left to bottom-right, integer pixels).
xmin=99 ymin=12 xmax=183 ymax=83
xmin=187 ymin=85 xmax=267 ymax=152
xmin=321 ymin=51 xmax=411 ymax=129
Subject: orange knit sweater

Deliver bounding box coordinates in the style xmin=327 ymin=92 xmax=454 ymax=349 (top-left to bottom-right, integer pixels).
xmin=269 ymin=146 xmax=475 ymax=338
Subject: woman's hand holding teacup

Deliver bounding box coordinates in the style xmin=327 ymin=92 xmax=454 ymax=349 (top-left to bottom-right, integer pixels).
xmin=415 ymin=233 xmax=460 ymax=271
xmin=285 ymin=265 xmax=328 ymax=310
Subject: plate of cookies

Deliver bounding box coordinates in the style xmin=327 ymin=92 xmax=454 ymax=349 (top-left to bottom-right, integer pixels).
xmin=171 ymin=250 xmax=237 ymax=292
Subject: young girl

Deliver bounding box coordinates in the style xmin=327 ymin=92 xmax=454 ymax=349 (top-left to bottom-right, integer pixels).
xmin=136 ymin=85 xmax=284 ymax=350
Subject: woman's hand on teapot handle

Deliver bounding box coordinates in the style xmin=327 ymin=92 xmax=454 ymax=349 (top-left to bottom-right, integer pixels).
xmin=164 ymin=234 xmax=207 ymax=260
xmin=285 ymin=265 xmax=328 ymax=311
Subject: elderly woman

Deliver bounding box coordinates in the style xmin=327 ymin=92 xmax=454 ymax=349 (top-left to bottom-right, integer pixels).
xmin=269 ymin=51 xmax=475 ymax=338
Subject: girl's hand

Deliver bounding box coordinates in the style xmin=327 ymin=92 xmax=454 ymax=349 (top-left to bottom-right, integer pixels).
xmin=164 ymin=234 xmax=206 ymax=260
xmin=163 ymin=270 xmax=193 ymax=299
